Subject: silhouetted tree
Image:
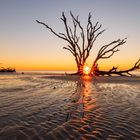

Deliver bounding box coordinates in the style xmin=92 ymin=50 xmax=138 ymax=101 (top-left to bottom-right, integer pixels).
xmin=36 ymin=12 xmax=105 ymax=75
xmin=36 ymin=12 xmax=140 ymax=76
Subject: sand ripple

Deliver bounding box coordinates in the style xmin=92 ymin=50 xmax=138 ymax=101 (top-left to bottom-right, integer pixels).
xmin=0 ymin=75 xmax=140 ymax=139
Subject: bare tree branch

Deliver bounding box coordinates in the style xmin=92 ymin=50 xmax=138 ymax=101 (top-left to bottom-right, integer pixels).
xmin=70 ymin=11 xmax=85 ymax=61
xmin=94 ymin=59 xmax=140 ymax=76
xmin=36 ymin=20 xmax=67 ymax=41
xmin=84 ymin=13 xmax=106 ymax=61
xmin=63 ymin=47 xmax=75 ymax=56
xmin=93 ymin=38 xmax=127 ymax=66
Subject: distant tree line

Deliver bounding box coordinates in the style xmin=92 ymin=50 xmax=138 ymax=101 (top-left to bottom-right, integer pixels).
xmin=0 ymin=66 xmax=16 ymax=72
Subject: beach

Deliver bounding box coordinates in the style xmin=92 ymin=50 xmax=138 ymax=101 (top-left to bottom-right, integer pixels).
xmin=0 ymin=74 xmax=140 ymax=140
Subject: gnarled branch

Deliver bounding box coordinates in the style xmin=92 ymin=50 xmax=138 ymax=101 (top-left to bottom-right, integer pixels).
xmin=90 ymin=38 xmax=127 ymax=73
xmin=36 ymin=20 xmax=67 ymax=41
xmin=94 ymin=59 xmax=140 ymax=76
xmin=84 ymin=13 xmax=105 ymax=61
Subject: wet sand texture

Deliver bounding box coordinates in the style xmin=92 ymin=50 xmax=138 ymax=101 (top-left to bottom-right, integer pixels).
xmin=0 ymin=75 xmax=140 ymax=140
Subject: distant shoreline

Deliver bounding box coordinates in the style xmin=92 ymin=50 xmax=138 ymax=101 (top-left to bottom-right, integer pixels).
xmin=0 ymin=70 xmax=140 ymax=77
xmin=1 ymin=72 xmax=140 ymax=83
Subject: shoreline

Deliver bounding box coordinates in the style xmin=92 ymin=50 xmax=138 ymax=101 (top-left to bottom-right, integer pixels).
xmin=0 ymin=72 xmax=140 ymax=83
xmin=0 ymin=69 xmax=140 ymax=76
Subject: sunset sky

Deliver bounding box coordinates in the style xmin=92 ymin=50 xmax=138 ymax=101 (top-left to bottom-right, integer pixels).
xmin=0 ymin=0 xmax=140 ymax=71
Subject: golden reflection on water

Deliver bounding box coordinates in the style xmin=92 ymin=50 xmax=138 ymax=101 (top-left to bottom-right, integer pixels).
xmin=80 ymin=76 xmax=96 ymax=113
xmin=81 ymin=75 xmax=92 ymax=81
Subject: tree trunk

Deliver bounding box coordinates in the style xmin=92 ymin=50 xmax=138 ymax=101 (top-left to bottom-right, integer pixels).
xmin=77 ymin=64 xmax=84 ymax=75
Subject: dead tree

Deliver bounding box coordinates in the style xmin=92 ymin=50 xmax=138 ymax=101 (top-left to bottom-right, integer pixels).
xmin=36 ymin=12 xmax=105 ymax=74
xmin=36 ymin=12 xmax=140 ymax=76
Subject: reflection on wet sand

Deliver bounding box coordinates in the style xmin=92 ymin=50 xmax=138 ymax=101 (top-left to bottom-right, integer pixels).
xmin=0 ymin=75 xmax=140 ymax=139
xmin=46 ymin=76 xmax=140 ymax=140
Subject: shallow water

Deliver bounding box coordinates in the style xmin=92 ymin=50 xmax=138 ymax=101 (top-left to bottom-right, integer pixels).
xmin=0 ymin=74 xmax=140 ymax=140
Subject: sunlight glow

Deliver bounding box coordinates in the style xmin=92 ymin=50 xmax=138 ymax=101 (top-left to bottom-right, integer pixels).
xmin=83 ymin=66 xmax=91 ymax=75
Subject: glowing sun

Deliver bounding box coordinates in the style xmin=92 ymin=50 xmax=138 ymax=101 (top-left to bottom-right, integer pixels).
xmin=83 ymin=66 xmax=91 ymax=75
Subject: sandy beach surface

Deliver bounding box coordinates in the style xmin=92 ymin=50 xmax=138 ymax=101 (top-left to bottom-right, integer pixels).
xmin=0 ymin=74 xmax=140 ymax=140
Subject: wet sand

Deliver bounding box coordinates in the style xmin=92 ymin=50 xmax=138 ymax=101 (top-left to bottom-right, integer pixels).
xmin=0 ymin=74 xmax=140 ymax=140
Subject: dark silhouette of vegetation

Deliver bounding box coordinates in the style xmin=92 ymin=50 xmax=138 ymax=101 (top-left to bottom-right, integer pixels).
xmin=0 ymin=66 xmax=16 ymax=72
xmin=36 ymin=12 xmax=140 ymax=76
